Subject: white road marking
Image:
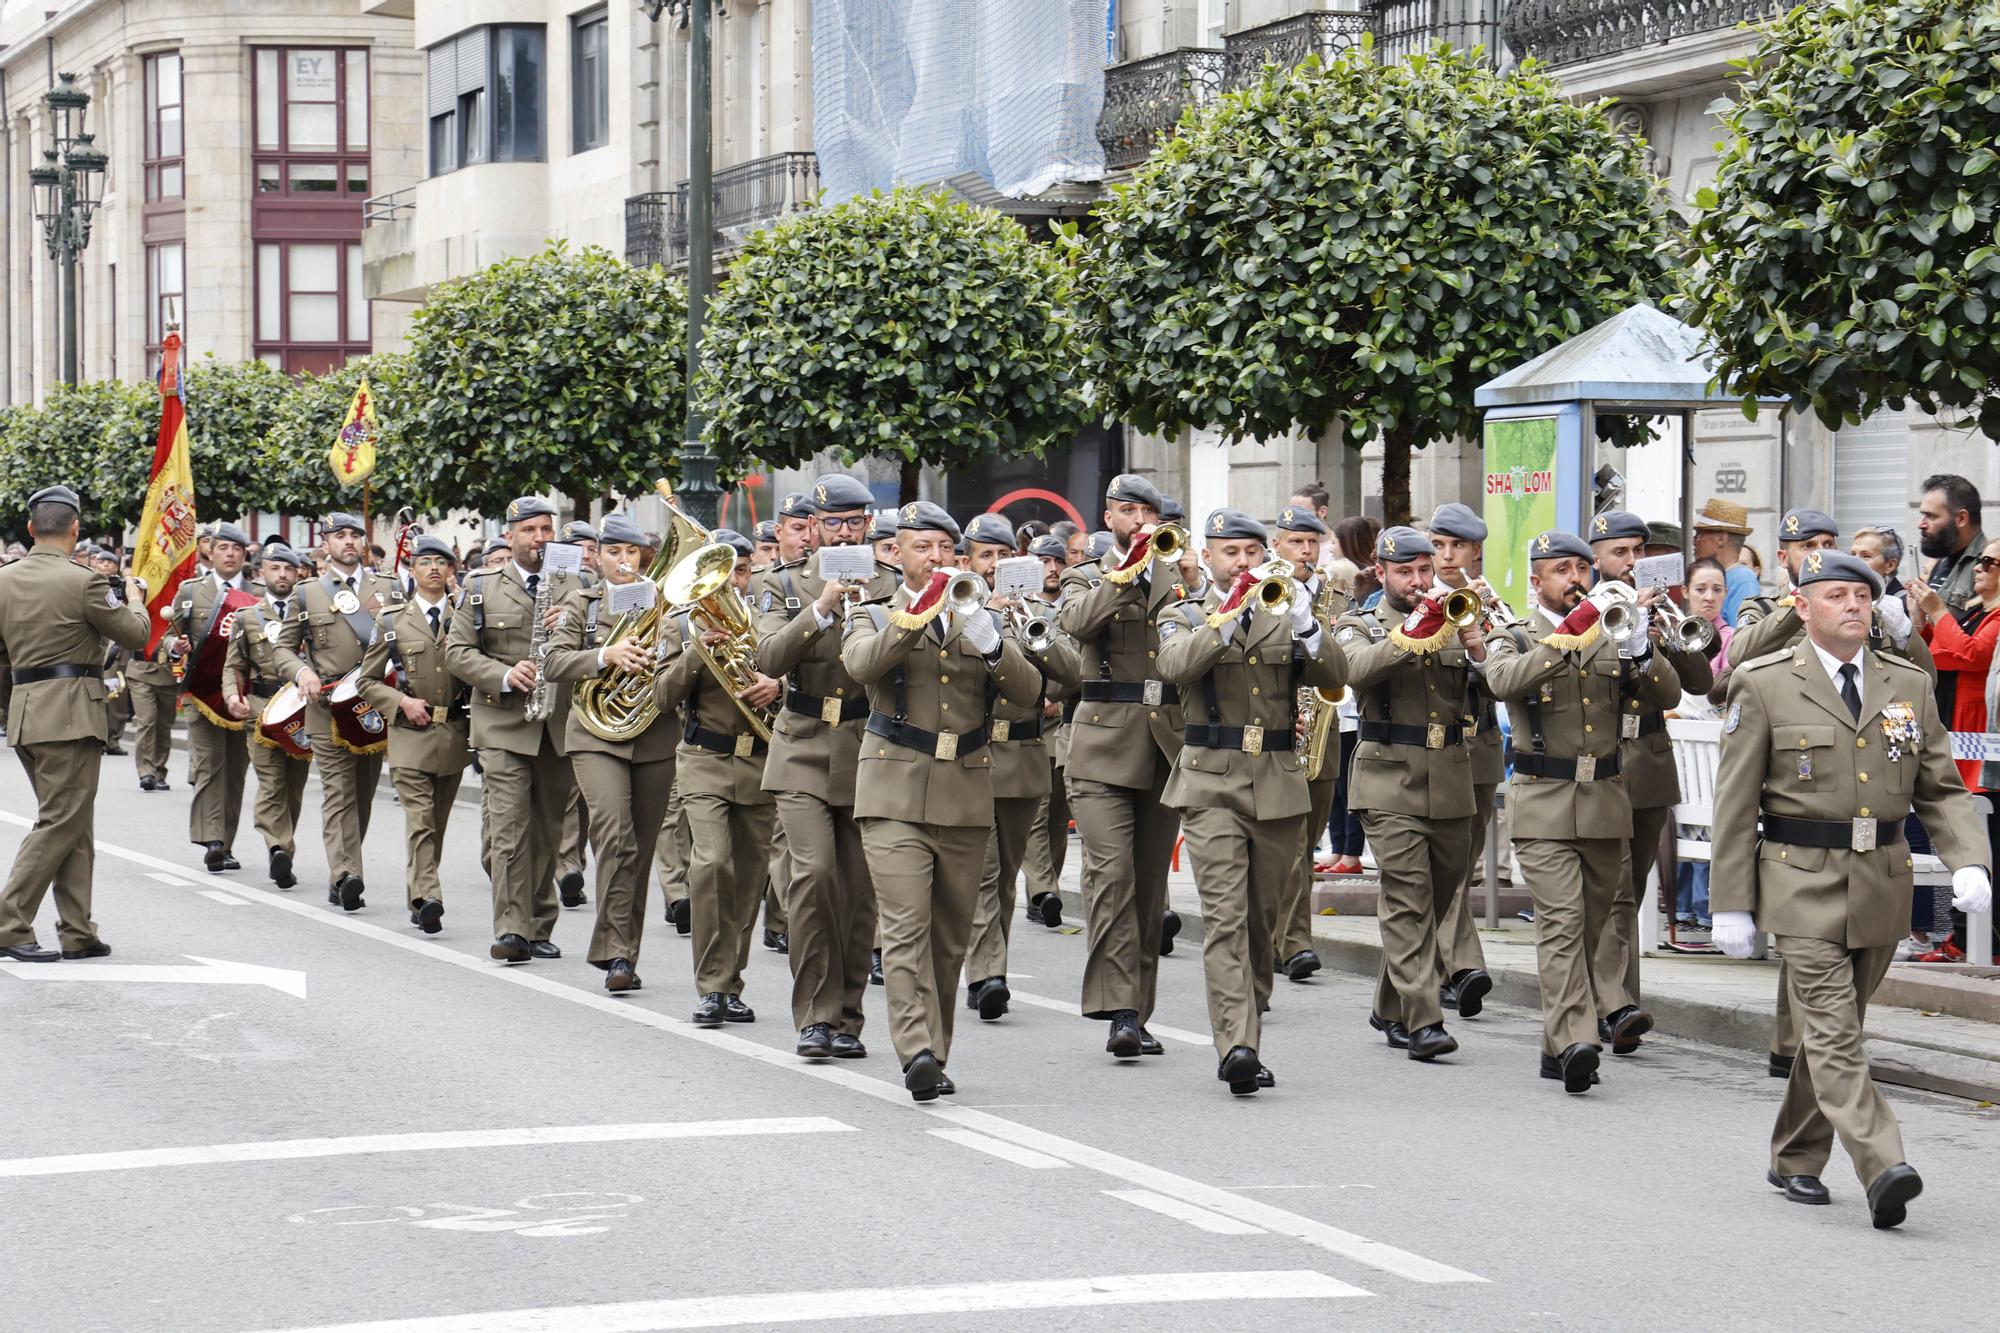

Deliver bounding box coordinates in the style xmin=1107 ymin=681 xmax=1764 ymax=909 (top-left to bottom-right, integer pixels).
xmin=0 ymin=816 xmax=1485 ymax=1286
xmin=1007 ymin=989 xmax=1211 ymax=1045
xmin=148 ymin=872 xmax=203 ymax=888
xmin=198 ymin=890 xmax=251 ymax=906
xmin=1107 ymin=1189 xmax=1267 ymax=1235
xmin=0 ymin=954 xmax=305 ymax=998
xmin=244 ymin=1270 xmax=1370 ymax=1332
xmin=0 ymin=1118 xmax=854 ymax=1179
xmin=929 ymin=1127 xmax=1071 ymax=1169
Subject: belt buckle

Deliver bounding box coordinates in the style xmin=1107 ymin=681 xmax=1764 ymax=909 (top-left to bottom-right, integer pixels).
xmin=1574 ymin=754 xmax=1597 ymax=782
xmin=1426 ymin=723 xmax=1446 ymax=750
xmin=1851 ymin=818 xmax=1877 ymax=852
xmin=1242 ymin=725 xmax=1264 ymax=756
xmin=733 ymin=733 xmax=755 ymax=759
xmin=1621 ymin=713 xmax=1641 ymax=740
xmin=935 ymin=730 xmax=959 ymax=761
xmin=991 ymin=719 xmax=1011 ymax=744
xmin=1142 ymin=680 xmax=1163 ymax=707
xmin=820 ymin=696 xmax=844 ymax=725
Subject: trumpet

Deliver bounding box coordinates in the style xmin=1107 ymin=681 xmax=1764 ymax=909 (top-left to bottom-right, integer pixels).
xmin=1469 ymin=576 xmax=1524 ymax=629
xmin=1654 ymin=601 xmax=1718 ymax=655
xmin=1438 ymin=585 xmax=1483 ymax=629
xmin=1147 ymin=523 xmax=1189 ymax=563
xmin=943 ymin=570 xmax=990 ymax=616
xmin=1247 ymin=559 xmax=1296 ymax=613
xmin=1590 ymin=582 xmax=1640 ymax=643
xmin=1011 ymin=606 xmax=1057 ymax=653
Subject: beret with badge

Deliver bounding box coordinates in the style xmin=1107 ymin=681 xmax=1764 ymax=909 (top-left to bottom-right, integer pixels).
xmin=502 ymin=496 xmax=557 ymax=527
xmin=211 ymin=522 xmax=252 ymax=548
xmin=1528 ymin=530 xmax=1593 ymax=563
xmin=752 ymin=519 xmax=779 ymax=545
xmin=411 ymin=535 xmax=457 ymax=562
xmin=1028 ymin=533 xmax=1067 ymax=561
xmin=1587 ymin=510 xmax=1649 ymax=544
xmin=895 ymin=500 xmax=961 ymax=541
xmin=598 ymin=514 xmax=648 ymax=547
xmin=963 ymin=513 xmax=1015 ymax=548
xmin=560 ymin=520 xmax=599 ymax=545
xmin=809 ymin=473 xmax=874 ymax=512
xmin=1106 ymin=473 xmax=1165 ymax=512
xmin=1778 ymin=508 xmax=1838 ymax=542
xmin=713 ymin=528 xmax=755 ymax=558
xmin=1201 ymin=507 xmax=1268 ymax=542
xmin=323 ymin=511 xmax=367 ymax=535
xmin=1796 ymin=548 xmax=1883 ymax=596
xmin=1375 ymin=525 xmax=1432 ymax=564
xmin=1273 ymin=504 xmax=1329 ymax=536
xmin=777 ymin=491 xmax=816 ymax=521
xmin=1428 ymin=502 xmax=1487 ymax=543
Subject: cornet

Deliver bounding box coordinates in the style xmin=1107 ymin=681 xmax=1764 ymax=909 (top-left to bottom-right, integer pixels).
xmin=1434 ymin=584 xmax=1483 ymax=630
xmin=1653 ymin=602 xmax=1717 ymax=655
xmin=1147 ymin=523 xmax=1189 ymax=563
xmin=1247 ymin=560 xmax=1297 ymax=613
xmin=1590 ymin=581 xmax=1640 ymax=643
xmin=943 ymin=570 xmax=990 ymax=616
xmin=1011 ymin=606 xmax=1057 ymax=653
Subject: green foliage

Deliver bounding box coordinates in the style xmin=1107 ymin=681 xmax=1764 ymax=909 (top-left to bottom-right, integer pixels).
xmin=259 ymin=354 xmax=420 ymax=519
xmin=1084 ymin=42 xmax=1678 ymax=518
xmin=1681 ymin=0 xmax=2000 ymax=437
xmin=0 ymin=379 xmax=159 ymax=537
xmin=699 ymin=185 xmax=1092 ymax=478
xmin=407 ymin=241 xmax=688 ymax=511
xmin=182 ymin=356 xmax=291 ymax=521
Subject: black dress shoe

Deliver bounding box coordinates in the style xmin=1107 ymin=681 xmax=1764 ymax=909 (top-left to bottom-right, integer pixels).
xmin=103 ymin=744 xmax=127 ymax=756
xmin=490 ymin=934 xmax=531 ymax=963
xmin=972 ymin=977 xmax=1010 ymax=1021
xmin=529 ymin=939 xmax=561 ymax=960
xmin=203 ymin=841 xmax=227 ymax=872
xmin=337 ymin=873 xmax=365 ymax=913
xmin=830 ymin=1032 xmax=867 ymax=1059
xmin=1139 ymin=1029 xmax=1165 ymax=1056
xmin=557 ymin=871 xmax=586 ymax=909
xmin=1603 ymin=1004 xmax=1653 ymax=1050
xmin=1368 ymin=1012 xmax=1410 ymax=1049
xmin=668 ymin=898 xmax=692 ymax=934
xmin=605 ymin=959 xmax=640 ymax=993
xmin=1449 ymin=968 xmax=1492 ymax=1018
xmin=1030 ymin=892 xmax=1063 ymax=928
xmin=723 ymin=994 xmax=755 ymax=1023
xmin=269 ymin=847 xmax=297 ymax=889
xmin=870 ymin=948 xmax=885 ymax=985
xmin=1106 ymin=1010 xmax=1143 ymax=1058
xmin=1407 ymin=1023 xmax=1459 ymax=1062
xmin=1537 ymin=1052 xmax=1602 ymax=1085
xmin=1256 ymin=1065 xmax=1275 ymax=1089
xmin=1440 ymin=979 xmax=1459 ymax=1010
xmin=1160 ymin=908 xmax=1181 ymax=956
xmin=139 ymin=775 xmax=158 ymax=792
xmin=411 ymin=899 xmax=444 ymax=935
xmin=797 ymin=1023 xmax=834 ymax=1059
xmin=1768 ymin=1051 xmax=1795 ymax=1079
xmin=692 ymin=993 xmax=728 ymax=1027
xmin=1 ymin=941 xmax=61 ymax=962
xmin=1281 ymin=949 xmax=1322 ymax=982
xmin=936 ymin=1072 xmax=957 ymax=1096
xmin=1554 ymin=1042 xmax=1600 ymax=1093
xmin=903 ymin=1050 xmax=946 ymax=1102
xmin=59 ymin=940 xmax=112 ymax=960
xmin=1867 ymin=1163 xmax=1923 ymax=1230
xmin=762 ymin=928 xmax=787 ymax=953
xmin=1218 ymin=1045 xmax=1261 ymax=1095
xmin=220 ymin=853 xmax=241 ymax=871
xmin=1766 ymin=1169 xmax=1831 ymax=1205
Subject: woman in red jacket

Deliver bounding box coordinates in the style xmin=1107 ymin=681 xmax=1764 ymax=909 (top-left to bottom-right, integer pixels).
xmin=1913 ymin=537 xmax=2000 ymax=960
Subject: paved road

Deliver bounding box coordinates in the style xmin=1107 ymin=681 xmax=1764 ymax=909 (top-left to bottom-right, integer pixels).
xmin=3 ymin=754 xmax=1996 ymax=1331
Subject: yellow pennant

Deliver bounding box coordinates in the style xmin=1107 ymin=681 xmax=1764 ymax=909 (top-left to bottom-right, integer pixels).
xmin=328 ymin=374 xmax=379 ymax=487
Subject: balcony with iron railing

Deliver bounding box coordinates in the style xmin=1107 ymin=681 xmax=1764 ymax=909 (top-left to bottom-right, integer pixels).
xmin=625 ymin=150 xmax=820 ymax=270
xmin=1500 ymin=0 xmax=1788 ymax=69
xmin=1223 ymin=9 xmax=1370 ymax=90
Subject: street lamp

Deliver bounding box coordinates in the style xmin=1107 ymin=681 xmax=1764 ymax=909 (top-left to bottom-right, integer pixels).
xmin=641 ymin=0 xmax=722 ymax=527
xmin=30 ymin=73 xmax=109 ymax=387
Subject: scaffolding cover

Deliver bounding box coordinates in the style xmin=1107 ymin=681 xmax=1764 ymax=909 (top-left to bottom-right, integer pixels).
xmin=812 ymin=0 xmax=1108 ymax=204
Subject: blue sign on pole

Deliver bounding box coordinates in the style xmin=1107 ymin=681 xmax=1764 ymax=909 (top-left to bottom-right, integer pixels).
xmin=1106 ymin=0 xmax=1118 ymax=64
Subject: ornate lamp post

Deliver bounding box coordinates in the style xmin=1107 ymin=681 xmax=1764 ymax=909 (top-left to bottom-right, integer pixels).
xmin=641 ymin=0 xmax=722 ymax=527
xmin=29 ymin=73 xmax=109 ymax=387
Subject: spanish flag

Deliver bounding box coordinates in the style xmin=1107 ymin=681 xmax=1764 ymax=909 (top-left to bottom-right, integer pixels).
xmin=328 ymin=373 xmax=378 ymax=487
xmin=132 ymin=326 xmax=199 ymax=656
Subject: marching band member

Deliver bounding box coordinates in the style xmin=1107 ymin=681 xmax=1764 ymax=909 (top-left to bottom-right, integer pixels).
xmin=222 ymin=543 xmax=313 ymax=890
xmin=1019 ymin=532 xmax=1074 ymax=930
xmin=553 ymin=519 xmax=601 ymax=911
xmin=172 ymin=521 xmax=258 ymax=873
xmin=1270 ymin=503 xmax=1340 ymax=984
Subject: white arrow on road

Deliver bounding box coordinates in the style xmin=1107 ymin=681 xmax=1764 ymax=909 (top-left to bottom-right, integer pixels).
xmin=0 ymin=954 xmax=306 ymax=998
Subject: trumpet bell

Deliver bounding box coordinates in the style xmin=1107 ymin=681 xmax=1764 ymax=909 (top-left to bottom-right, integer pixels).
xmin=944 ymin=571 xmax=990 ymax=616
xmin=1250 ymin=560 xmax=1296 ymax=614
xmin=1440 ymin=587 xmax=1483 ymax=629
xmin=1600 ymin=600 xmax=1638 ymax=642
xmin=1149 ymin=523 xmax=1189 ymax=562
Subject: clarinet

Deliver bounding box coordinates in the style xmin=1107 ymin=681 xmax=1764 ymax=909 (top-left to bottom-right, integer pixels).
xmin=523 ymin=572 xmax=559 ymax=722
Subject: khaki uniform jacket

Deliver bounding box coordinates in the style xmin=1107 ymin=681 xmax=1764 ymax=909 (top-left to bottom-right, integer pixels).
xmin=654 ymin=606 xmax=772 ymax=804
xmin=1058 ymin=557 xmax=1187 ymax=788
xmin=1622 ymin=638 xmax=1714 ymax=810
xmin=753 ymin=556 xmax=900 ymax=805
xmin=1027 ymin=590 xmax=1077 ymax=769
xmin=1153 ymin=589 xmax=1348 ymax=820
xmin=224 ymin=596 xmax=301 ymax=712
xmin=1481 ymin=608 xmax=1682 ymax=840
xmin=542 ymin=586 xmax=679 ymax=763
xmin=1730 ymin=594 xmax=1936 ymax=677
xmin=0 ymin=547 xmax=150 ymax=744
xmin=169 ymin=571 xmax=264 ymax=668
xmin=840 ymin=588 xmax=1040 ymax=827
xmin=1712 ymin=646 xmax=1988 ymax=947
xmin=988 ymin=616 xmax=1082 ymax=800
xmin=272 ymin=568 xmax=393 ymax=688
xmin=358 ymin=596 xmax=471 ymax=776
xmin=442 ymin=565 xmax=580 ymax=758
xmin=1333 ymin=601 xmax=1476 ymax=819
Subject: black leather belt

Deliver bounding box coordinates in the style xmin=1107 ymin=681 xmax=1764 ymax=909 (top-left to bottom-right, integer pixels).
xmin=1183 ymin=724 xmax=1296 ymax=752
xmin=1357 ymin=720 xmax=1465 ymax=748
xmin=684 ymin=723 xmax=767 ymax=758
xmin=1509 ymin=749 xmax=1621 ymax=781
xmin=10 ymin=663 xmax=97 ymax=684
xmin=249 ymin=677 xmax=284 ymax=697
xmin=785 ymin=687 xmax=868 ymax=724
xmin=1079 ymin=680 xmax=1180 ymax=706
xmin=1762 ymin=813 xmax=1902 ymax=850
xmin=990 ymin=716 xmax=1044 ymax=744
xmin=866 ymin=711 xmax=988 ymax=758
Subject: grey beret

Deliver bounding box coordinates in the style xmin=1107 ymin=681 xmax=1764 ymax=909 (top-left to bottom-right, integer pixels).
xmin=1086 ymin=530 xmax=1115 ymax=560
xmin=560 ymin=520 xmax=599 ymax=544
xmin=964 ymin=513 xmax=1015 ymax=548
xmin=752 ymin=520 xmax=779 ymax=544
xmin=777 ymin=491 xmax=815 ymax=520
xmin=28 ymin=484 xmax=80 ymax=512
xmin=323 ymin=511 xmax=366 ymax=534
xmin=1028 ymin=534 xmax=1067 ymax=560
xmin=1528 ymin=530 xmax=1594 ymax=563
xmin=1779 ymin=508 xmax=1839 ymax=542
xmin=713 ymin=528 xmax=754 ymax=557
xmin=483 ymin=537 xmax=512 ymax=558
xmin=1428 ymin=502 xmax=1487 ymax=543
xmin=598 ymin=514 xmax=647 ymax=547
xmin=867 ymin=518 xmax=897 ymax=543
xmin=411 ymin=535 xmax=456 ymax=561
xmin=895 ymin=500 xmax=961 ymax=541
xmin=809 ymin=474 xmax=874 ymax=511
xmin=1200 ymin=507 xmax=1268 ymax=542
xmin=211 ymin=522 xmax=251 ymax=548
xmin=502 ymin=496 xmax=557 ymax=526
xmin=1373 ymin=525 xmax=1433 ymax=563
xmin=1273 ymin=504 xmax=1329 ymax=536
xmin=1106 ymin=473 xmax=1165 ymax=512
xmin=259 ymin=544 xmax=307 ymax=568
xmin=1796 ymin=549 xmax=1883 ymax=596
xmin=1588 ymin=510 xmax=1649 ymax=544
xmin=1160 ymin=497 xmax=1187 ymax=524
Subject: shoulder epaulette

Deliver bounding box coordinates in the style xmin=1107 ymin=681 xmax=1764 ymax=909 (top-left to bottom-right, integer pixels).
xmin=1743 ymin=648 xmax=1794 ymax=672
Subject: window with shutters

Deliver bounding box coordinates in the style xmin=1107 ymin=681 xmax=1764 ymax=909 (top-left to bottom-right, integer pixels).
xmin=428 ymin=25 xmax=546 ymax=176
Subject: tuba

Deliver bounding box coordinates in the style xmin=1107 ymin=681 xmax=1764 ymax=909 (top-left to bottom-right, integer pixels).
xmin=660 ymin=540 xmax=775 ymax=742
xmin=572 ymin=481 xmax=710 ymax=743
xmin=1298 ymin=574 xmax=1346 ymax=781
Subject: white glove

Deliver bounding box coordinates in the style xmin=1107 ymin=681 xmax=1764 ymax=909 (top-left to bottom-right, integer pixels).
xmin=1617 ymin=607 xmax=1650 ymax=658
xmin=1712 ymin=910 xmax=1760 ymax=958
xmin=1952 ymin=866 xmax=1992 ymax=915
xmin=1875 ymin=594 xmax=1913 ymax=647
xmin=1288 ymin=587 xmax=1316 ymax=636
xmin=958 ymin=608 xmax=1000 ymax=655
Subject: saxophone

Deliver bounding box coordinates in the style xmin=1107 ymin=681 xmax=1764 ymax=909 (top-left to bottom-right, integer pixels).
xmin=1300 ymin=575 xmax=1346 ymax=781
xmin=522 ymin=567 xmax=561 ymax=722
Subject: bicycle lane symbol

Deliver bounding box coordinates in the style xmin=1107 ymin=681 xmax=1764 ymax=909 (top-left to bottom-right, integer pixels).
xmin=287 ymin=1192 xmax=645 ymax=1238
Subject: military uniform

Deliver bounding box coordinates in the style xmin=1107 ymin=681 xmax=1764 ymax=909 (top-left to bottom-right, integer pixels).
xmin=1439 ymin=673 xmax=1503 ymax=1007
xmin=173 ymin=566 xmax=260 ymax=865
xmin=1276 ymin=568 xmax=1346 ymax=981
xmin=126 ymin=645 xmax=180 ymax=789
xmin=224 ymin=580 xmax=313 ymax=885
xmin=101 ymin=638 xmax=131 ymax=753
xmin=655 ymin=788 xmax=692 ymax=929
xmin=1019 ymin=584 xmax=1073 ymax=921
xmin=0 ymin=517 xmax=152 ymax=958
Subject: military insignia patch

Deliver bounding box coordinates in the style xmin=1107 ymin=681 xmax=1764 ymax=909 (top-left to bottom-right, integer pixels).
xmin=1536 ymin=533 xmax=1552 ymax=554
xmin=901 ymin=503 xmax=919 ymax=522
xmin=1280 ymin=507 xmax=1297 ymax=526
xmin=814 ymin=483 xmax=828 ymax=507
xmin=1209 ymin=512 xmax=1226 ymax=534
xmin=1725 ymin=703 xmax=1741 ymax=733
xmin=1593 ymin=515 xmax=1609 ymax=535
xmin=1784 ymin=514 xmax=1800 ymax=536
xmin=1805 ymin=551 xmax=1824 ymax=575
xmin=1159 ymin=618 xmax=1182 ymax=641
xmin=104 ymin=589 xmax=119 ymax=608
xmin=1337 ymin=626 xmax=1359 ymax=644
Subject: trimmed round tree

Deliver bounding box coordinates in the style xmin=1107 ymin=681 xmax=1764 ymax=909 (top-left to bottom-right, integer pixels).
xmin=182 ymin=356 xmax=292 ymax=523
xmin=698 ymin=185 xmax=1092 ymax=497
xmin=406 ymin=241 xmax=688 ymax=514
xmin=260 ymin=353 xmax=422 ymax=522
xmin=0 ymin=379 xmax=159 ymax=539
xmin=1683 ymin=0 xmax=2000 ymax=437
xmin=1085 ymin=42 xmax=1679 ymax=522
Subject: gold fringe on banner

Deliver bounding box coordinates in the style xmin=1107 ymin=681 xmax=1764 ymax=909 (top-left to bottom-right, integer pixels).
xmin=1388 ymin=621 xmax=1456 ymax=654
xmin=189 ymin=697 xmax=246 ymax=730
xmin=1539 ymin=622 xmax=1602 ymax=653
xmin=888 ymin=600 xmax=946 ymax=632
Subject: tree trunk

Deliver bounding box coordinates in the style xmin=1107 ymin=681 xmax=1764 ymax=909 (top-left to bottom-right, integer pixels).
xmin=899 ymin=456 xmax=920 ymax=506
xmin=1381 ymin=425 xmax=1415 ymax=527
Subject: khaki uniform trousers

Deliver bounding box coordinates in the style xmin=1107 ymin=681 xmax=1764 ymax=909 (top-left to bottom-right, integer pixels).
xmin=965 ymin=795 xmax=1042 ymax=984
xmin=187 ymin=714 xmax=249 ymax=851
xmin=1437 ymin=782 xmax=1498 ymax=978
xmin=0 ymin=738 xmax=105 ymax=951
xmin=1771 ymin=936 xmax=1905 ymax=1189
xmin=129 ymin=681 xmax=176 ymax=782
xmin=1276 ymin=774 xmax=1338 ymax=965
xmin=572 ymin=751 xmax=675 ymax=968
xmin=310 ymin=712 xmax=383 ymax=885
xmin=1594 ymin=803 xmax=1672 ymax=1011
xmin=764 ymin=831 xmax=790 ymax=935
xmin=249 ymin=741 xmax=310 ymax=858
xmin=654 ymin=782 xmax=691 ymax=912
xmin=686 ymin=791 xmax=774 ymax=997
xmin=1071 ymin=760 xmax=1180 ymax=1022
xmin=1367 ymin=809 xmax=1475 ymax=1031
xmin=1514 ymin=836 xmax=1629 ymax=1056
xmin=481 ymin=735 xmax=572 ymax=942
xmin=1181 ymin=805 xmax=1303 ymax=1059
xmin=861 ymin=817 xmax=987 ymax=1066
xmin=557 ymin=786 xmax=589 ymax=883
xmin=774 ymin=790 xmax=876 ymax=1035
xmin=1022 ymin=763 xmax=1069 ymax=901
xmin=1773 ymin=966 xmax=1803 ymax=1059
xmin=105 ymin=692 xmax=129 ymax=748
xmin=392 ymin=766 xmax=462 ymax=908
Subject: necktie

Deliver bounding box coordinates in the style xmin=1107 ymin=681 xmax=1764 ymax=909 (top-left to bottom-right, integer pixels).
xmin=342 ymin=576 xmax=355 ymax=591
xmin=273 ymin=599 xmax=287 ymax=621
xmin=526 ymin=574 xmax=541 ymax=599
xmin=1839 ymin=662 xmax=1862 ymax=721
xmin=428 ymin=607 xmax=442 ymax=638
